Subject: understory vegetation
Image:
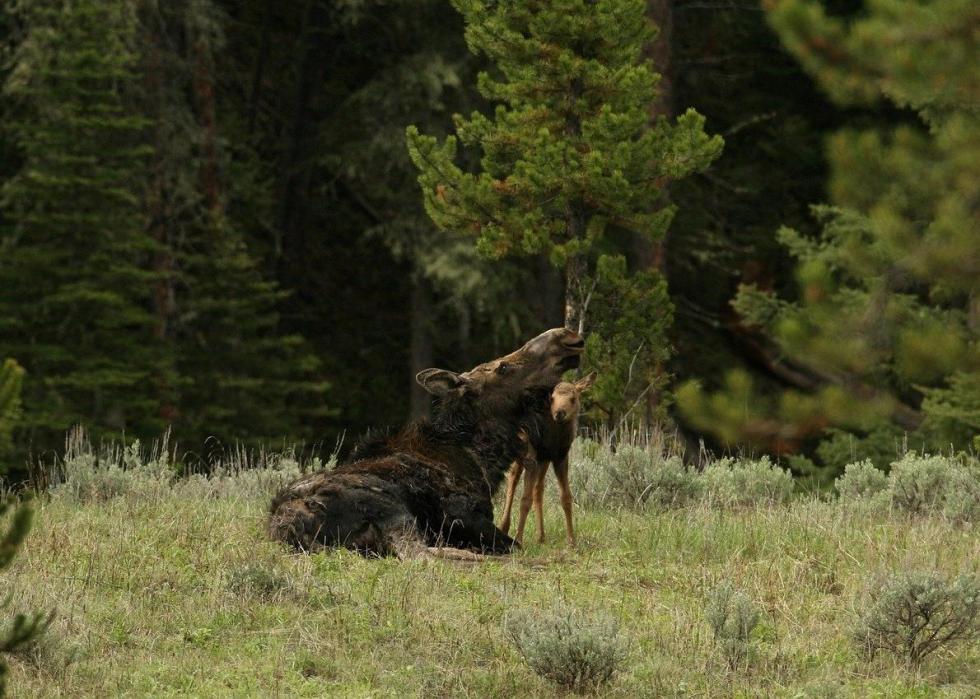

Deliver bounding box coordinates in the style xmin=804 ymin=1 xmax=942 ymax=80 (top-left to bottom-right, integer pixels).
xmin=2 ymin=434 xmax=978 ymax=697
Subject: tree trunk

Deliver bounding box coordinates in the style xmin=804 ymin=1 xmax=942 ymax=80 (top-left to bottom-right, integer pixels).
xmin=191 ymin=19 xmax=222 ymax=217
xmin=564 ymin=252 xmax=588 ymax=332
xmin=409 ymin=279 xmax=435 ymax=419
xmin=636 ymin=0 xmax=674 ymax=269
xmin=639 ymin=0 xmax=675 ymax=423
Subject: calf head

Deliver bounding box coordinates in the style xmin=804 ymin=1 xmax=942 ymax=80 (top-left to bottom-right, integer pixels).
xmin=416 ymin=327 xmax=585 ymax=417
xmin=550 ymin=371 xmax=596 ymax=423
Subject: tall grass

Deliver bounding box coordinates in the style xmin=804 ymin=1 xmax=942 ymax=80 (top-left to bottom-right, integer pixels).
xmin=1 ymin=430 xmax=978 ymax=697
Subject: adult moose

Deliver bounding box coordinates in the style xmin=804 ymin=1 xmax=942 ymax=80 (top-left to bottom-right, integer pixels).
xmin=268 ymin=327 xmax=585 ymax=556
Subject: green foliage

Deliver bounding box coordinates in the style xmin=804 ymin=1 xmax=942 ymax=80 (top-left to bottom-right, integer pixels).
xmin=676 ymin=369 xmax=890 ymax=455
xmin=135 ymin=0 xmax=328 ymax=448
xmin=407 ymin=0 xmax=722 ymax=329
xmin=855 ymin=572 xmax=980 ymax=666
xmin=835 ymin=453 xmax=980 ymax=524
xmin=812 ymin=425 xmax=906 ymax=474
xmin=582 ymin=255 xmax=672 ymax=425
xmin=569 ymin=435 xmax=697 ymax=510
xmin=834 ymin=460 xmax=888 ymax=503
xmin=700 ymin=457 xmax=794 ymax=508
xmin=505 ymin=603 xmax=627 ymax=694
xmin=48 ymin=430 xmax=176 ymax=504
xmin=1 ymin=0 xmax=173 ymax=445
xmin=0 ymin=0 xmax=329 ymax=454
xmin=45 ymin=428 xmax=309 ymax=504
xmin=0 ymin=360 xmax=24 ymax=462
xmin=888 ymin=454 xmax=955 ymax=516
xmin=705 ymin=582 xmax=760 ymax=671
xmin=680 ymin=0 xmax=980 ymax=468
xmin=172 ymin=221 xmax=329 ymax=447
xmin=1 ymin=499 xmax=53 ymax=696
xmin=888 ymin=453 xmax=980 ymax=522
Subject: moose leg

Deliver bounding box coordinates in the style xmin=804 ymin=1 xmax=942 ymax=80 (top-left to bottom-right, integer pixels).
xmin=552 ymin=457 xmax=575 ymax=546
xmin=499 ymin=461 xmax=523 ymax=534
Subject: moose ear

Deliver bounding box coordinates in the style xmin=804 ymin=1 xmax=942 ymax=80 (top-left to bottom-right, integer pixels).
xmin=416 ymin=368 xmax=468 ymax=397
xmin=574 ymin=371 xmax=597 ymax=393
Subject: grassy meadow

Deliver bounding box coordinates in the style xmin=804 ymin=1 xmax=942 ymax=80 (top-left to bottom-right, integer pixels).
xmin=3 ymin=436 xmax=979 ymax=697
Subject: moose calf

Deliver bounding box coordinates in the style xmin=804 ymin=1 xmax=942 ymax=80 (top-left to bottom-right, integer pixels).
xmin=499 ymin=371 xmax=596 ymax=546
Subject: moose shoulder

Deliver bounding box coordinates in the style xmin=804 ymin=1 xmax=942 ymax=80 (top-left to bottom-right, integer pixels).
xmin=268 ymin=327 xmax=585 ymax=556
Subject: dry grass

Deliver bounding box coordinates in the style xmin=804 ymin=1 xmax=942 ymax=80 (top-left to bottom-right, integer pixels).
xmin=2 ymin=440 xmax=979 ymax=697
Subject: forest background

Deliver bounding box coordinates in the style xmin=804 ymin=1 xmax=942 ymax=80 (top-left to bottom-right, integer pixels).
xmin=0 ymin=0 xmax=976 ymax=484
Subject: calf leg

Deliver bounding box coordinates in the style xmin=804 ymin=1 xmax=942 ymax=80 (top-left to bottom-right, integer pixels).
xmin=498 ymin=461 xmax=523 ymax=534
xmin=552 ymin=457 xmax=575 ymax=546
xmin=515 ymin=460 xmax=545 ymax=546
xmin=533 ymin=465 xmax=547 ymax=544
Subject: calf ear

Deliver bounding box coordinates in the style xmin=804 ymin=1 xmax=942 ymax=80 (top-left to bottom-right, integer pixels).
xmin=574 ymin=371 xmax=597 ymax=393
xmin=416 ymin=368 xmax=468 ymax=397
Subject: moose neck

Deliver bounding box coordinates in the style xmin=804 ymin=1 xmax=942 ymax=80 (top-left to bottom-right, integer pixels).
xmin=430 ymin=389 xmax=541 ymax=489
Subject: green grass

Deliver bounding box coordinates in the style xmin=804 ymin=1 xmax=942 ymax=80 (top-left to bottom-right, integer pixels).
xmin=3 ymin=444 xmax=980 ymax=697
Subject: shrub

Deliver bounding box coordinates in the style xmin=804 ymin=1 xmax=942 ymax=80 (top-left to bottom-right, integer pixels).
xmin=942 ymin=463 xmax=980 ymax=524
xmin=888 ymin=454 xmax=954 ymax=515
xmin=705 ymin=582 xmax=760 ymax=670
xmin=505 ymin=603 xmax=627 ymax=694
xmin=855 ymin=572 xmax=980 ymax=666
xmin=176 ymin=454 xmax=307 ymax=501
xmin=47 ymin=428 xmax=314 ymax=503
xmin=835 ymin=460 xmax=888 ymax=502
xmin=700 ymin=457 xmax=794 ymax=508
xmin=49 ymin=429 xmax=175 ymax=503
xmin=569 ymin=438 xmax=697 ymax=510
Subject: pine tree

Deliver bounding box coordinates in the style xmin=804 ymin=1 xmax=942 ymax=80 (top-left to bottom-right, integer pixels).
xmin=137 ymin=0 xmax=328 ymax=447
xmin=406 ymin=0 xmax=723 ymax=332
xmin=0 ymin=0 xmax=173 ymax=447
xmin=0 ymin=361 xmax=50 ymax=696
xmin=678 ymin=0 xmax=980 ymax=466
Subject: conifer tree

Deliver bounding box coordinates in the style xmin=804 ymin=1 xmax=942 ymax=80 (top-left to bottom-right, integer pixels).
xmin=0 ymin=0 xmax=173 ymax=445
xmin=0 ymin=362 xmax=50 ymax=697
xmin=678 ymin=0 xmax=980 ymax=465
xmin=406 ymin=0 xmax=723 ymax=332
xmin=0 ymin=499 xmax=52 ymax=697
xmin=138 ymin=0 xmax=328 ymax=446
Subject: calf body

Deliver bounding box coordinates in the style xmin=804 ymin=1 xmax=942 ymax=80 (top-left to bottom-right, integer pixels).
xmin=268 ymin=328 xmax=584 ymax=556
xmin=499 ymin=372 xmax=595 ymax=546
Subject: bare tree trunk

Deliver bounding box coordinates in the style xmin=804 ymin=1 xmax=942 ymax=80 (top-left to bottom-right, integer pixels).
xmin=409 ymin=279 xmax=434 ymax=419
xmin=564 ymin=252 xmax=587 ymax=332
xmin=639 ymin=0 xmax=675 ymax=423
xmin=191 ymin=21 xmax=222 ymax=217
xmin=636 ymin=0 xmax=674 ymax=270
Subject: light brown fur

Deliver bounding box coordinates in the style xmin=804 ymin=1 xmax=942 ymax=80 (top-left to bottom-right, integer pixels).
xmin=499 ymin=372 xmax=596 ymax=546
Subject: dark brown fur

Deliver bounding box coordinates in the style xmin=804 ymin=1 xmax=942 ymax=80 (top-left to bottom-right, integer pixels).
xmin=268 ymin=328 xmax=584 ymax=556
